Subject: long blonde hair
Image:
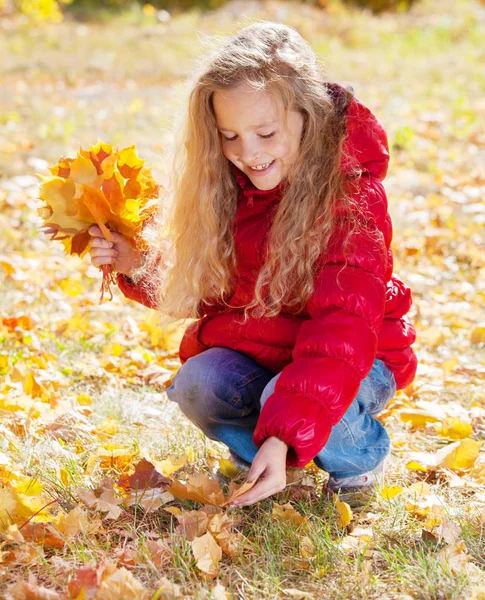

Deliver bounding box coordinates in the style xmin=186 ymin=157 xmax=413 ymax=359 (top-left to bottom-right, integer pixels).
xmin=142 ymin=21 xmax=361 ymax=323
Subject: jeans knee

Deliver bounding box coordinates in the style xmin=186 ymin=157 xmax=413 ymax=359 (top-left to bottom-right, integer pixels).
xmin=166 ymin=348 xmax=243 ymax=423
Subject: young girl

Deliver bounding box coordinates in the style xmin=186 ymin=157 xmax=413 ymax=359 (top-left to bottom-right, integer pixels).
xmin=88 ymin=21 xmax=417 ymax=507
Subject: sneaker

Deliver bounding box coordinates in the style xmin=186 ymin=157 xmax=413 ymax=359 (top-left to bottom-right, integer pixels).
xmin=324 ymin=458 xmax=387 ymax=507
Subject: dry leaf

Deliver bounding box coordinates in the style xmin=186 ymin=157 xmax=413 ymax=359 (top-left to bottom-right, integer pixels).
xmin=67 ymin=566 xmax=98 ymax=599
xmin=173 ymin=510 xmax=210 ymax=541
xmin=55 ymin=505 xmax=91 ymax=537
xmin=78 ymin=479 xmax=123 ymax=520
xmin=436 ymin=439 xmax=482 ymax=471
xmin=191 ymin=531 xmax=222 ymax=579
xmin=116 ymin=458 xmax=171 ymax=491
xmin=96 ymin=564 xmax=149 ymax=599
xmin=146 ymin=539 xmax=171 ymax=570
xmin=438 ymin=418 xmax=473 ymax=440
xmin=223 ymin=479 xmax=257 ymax=506
xmin=7 ymin=573 xmax=61 ymax=599
xmin=210 ymin=582 xmax=233 ymax=599
xmin=152 ymin=577 xmax=183 ymax=599
xmin=167 ymin=473 xmax=226 ymax=506
xmin=335 ymin=498 xmax=353 ymax=529
xmin=272 ymin=502 xmax=308 ymax=527
xmin=435 ymin=521 xmax=462 ymax=545
xmin=214 ymin=528 xmax=245 ymax=557
xmin=379 ymin=485 xmax=403 ymax=500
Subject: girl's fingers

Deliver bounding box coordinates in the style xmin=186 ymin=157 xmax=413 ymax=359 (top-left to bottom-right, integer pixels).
xmin=90 ymin=237 xmax=114 ymax=249
xmin=91 ymin=256 xmax=115 ymax=267
xmin=88 ymin=225 xmax=125 ymax=244
xmin=88 ymin=225 xmax=103 ymax=237
xmin=90 ymin=248 xmax=118 ymax=259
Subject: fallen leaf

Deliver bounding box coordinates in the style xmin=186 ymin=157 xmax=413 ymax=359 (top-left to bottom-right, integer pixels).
xmin=191 ymin=531 xmax=222 ymax=579
xmin=272 ymin=502 xmax=308 ymax=527
xmin=152 ymin=577 xmax=183 ymax=599
xmin=7 ymin=573 xmax=61 ymax=598
xmin=167 ymin=473 xmax=226 ymax=506
xmin=67 ymin=566 xmax=98 ymax=599
xmin=223 ymin=479 xmax=257 ymax=506
xmin=379 ymin=485 xmax=403 ymax=500
xmin=335 ymin=498 xmax=353 ymax=529
xmin=436 ymin=439 xmax=482 ymax=471
xmin=116 ymin=458 xmax=171 ymax=491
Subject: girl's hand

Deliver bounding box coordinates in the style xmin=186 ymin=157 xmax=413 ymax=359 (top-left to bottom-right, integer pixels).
xmin=88 ymin=225 xmax=143 ymax=276
xmin=229 ymin=437 xmax=288 ymax=507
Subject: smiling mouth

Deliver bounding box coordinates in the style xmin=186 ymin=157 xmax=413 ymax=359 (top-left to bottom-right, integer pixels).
xmin=248 ymin=160 xmax=275 ymax=171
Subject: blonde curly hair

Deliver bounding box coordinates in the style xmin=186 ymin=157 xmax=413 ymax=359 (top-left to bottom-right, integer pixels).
xmin=142 ymin=21 xmax=360 ymax=323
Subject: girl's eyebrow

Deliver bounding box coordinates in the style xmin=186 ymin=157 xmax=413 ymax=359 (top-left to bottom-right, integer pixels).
xmin=218 ymin=120 xmax=278 ymax=132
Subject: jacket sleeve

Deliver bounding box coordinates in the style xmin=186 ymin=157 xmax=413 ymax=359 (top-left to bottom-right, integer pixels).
xmin=252 ymin=174 xmax=392 ymax=467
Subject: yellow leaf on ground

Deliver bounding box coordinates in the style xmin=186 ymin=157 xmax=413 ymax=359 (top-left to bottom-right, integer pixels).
xmin=191 ymin=531 xmax=222 ymax=579
xmin=438 ymin=418 xmax=473 ymax=440
xmin=97 ymin=564 xmax=149 ymax=599
xmin=218 ymin=458 xmax=242 ymax=479
xmin=272 ymin=502 xmax=308 ymax=527
xmin=379 ymin=485 xmax=403 ymax=500
xmin=471 ymin=325 xmax=485 ymax=345
xmin=400 ymin=408 xmax=442 ymax=428
xmin=335 ymin=498 xmax=353 ymax=529
xmin=436 ymin=439 xmax=482 ymax=471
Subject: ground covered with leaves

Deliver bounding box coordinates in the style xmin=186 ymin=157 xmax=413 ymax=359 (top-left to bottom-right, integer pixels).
xmin=0 ymin=0 xmax=485 ymax=598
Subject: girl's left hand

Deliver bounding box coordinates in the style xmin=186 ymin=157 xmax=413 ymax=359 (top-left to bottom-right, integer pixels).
xmin=228 ymin=437 xmax=288 ymax=507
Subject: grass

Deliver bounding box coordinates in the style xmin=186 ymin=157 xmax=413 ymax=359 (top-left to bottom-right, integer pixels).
xmin=1 ymin=0 xmax=485 ymax=598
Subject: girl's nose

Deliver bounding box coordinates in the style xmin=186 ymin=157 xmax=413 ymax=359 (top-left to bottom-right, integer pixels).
xmin=238 ymin=139 xmax=261 ymax=166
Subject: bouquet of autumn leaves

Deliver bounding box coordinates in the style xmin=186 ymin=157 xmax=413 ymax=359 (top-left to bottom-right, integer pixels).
xmin=37 ymin=142 xmax=160 ymax=301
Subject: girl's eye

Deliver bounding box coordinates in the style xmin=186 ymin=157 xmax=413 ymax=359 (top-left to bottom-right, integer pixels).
xmin=222 ymin=132 xmax=276 ymax=142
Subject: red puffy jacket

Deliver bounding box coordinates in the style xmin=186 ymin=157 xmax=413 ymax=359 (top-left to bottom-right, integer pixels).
xmin=118 ymin=84 xmax=417 ymax=467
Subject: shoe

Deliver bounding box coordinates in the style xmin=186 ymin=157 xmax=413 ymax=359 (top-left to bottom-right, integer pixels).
xmin=324 ymin=458 xmax=387 ymax=508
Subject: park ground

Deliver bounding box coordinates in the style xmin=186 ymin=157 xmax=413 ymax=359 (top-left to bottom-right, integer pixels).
xmin=0 ymin=0 xmax=485 ymax=598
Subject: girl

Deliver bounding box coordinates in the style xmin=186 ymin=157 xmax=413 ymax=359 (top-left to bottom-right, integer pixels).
xmin=89 ymin=21 xmax=417 ymax=507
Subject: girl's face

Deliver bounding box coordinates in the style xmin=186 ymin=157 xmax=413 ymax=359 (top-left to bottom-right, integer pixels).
xmin=212 ymin=82 xmax=304 ymax=191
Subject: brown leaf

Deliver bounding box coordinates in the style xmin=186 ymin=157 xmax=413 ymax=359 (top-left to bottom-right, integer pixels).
xmin=20 ymin=523 xmax=65 ymax=549
xmin=167 ymin=473 xmax=226 ymax=506
xmin=67 ymin=566 xmax=98 ymax=599
xmin=117 ymin=458 xmax=171 ymax=491
xmin=146 ymin=539 xmax=171 ymax=570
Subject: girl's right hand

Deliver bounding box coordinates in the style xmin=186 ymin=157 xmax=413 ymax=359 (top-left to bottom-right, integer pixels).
xmin=88 ymin=225 xmax=143 ymax=276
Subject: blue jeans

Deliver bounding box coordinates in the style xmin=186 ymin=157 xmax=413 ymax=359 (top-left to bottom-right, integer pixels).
xmin=166 ymin=347 xmax=396 ymax=478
